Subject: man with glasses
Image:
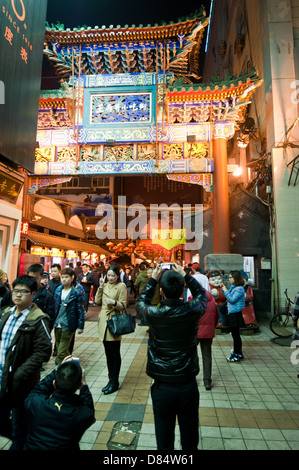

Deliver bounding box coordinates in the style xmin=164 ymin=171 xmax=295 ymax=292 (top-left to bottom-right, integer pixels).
xmin=0 ymin=275 xmax=52 ymax=449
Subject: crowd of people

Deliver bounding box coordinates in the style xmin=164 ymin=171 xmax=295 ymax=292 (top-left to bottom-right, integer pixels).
xmin=0 ymin=261 xmax=298 ymax=451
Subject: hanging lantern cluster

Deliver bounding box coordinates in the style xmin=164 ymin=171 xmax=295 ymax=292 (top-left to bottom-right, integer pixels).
xmin=105 ymin=240 xmax=171 ymax=263
xmin=106 ymin=241 xmax=136 ymax=256
xmin=133 ymin=242 xmax=166 ymax=262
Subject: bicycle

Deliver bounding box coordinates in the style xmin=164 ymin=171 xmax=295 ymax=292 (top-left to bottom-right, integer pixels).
xmin=270 ymin=289 xmax=294 ymax=338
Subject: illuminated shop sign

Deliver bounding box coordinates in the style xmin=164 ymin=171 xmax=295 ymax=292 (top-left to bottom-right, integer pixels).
xmin=0 ymin=170 xmax=22 ymax=203
xmin=31 ymin=246 xmax=65 ymax=257
xmin=31 ymin=246 xmax=49 ymax=256
xmin=21 ymin=219 xmax=29 ymax=235
xmin=66 ymin=250 xmax=78 ymax=259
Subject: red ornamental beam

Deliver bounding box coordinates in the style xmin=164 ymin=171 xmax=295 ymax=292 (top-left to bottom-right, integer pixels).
xmin=39 ymin=97 xmax=66 ymax=108
xmin=166 ymin=83 xmax=250 ymax=102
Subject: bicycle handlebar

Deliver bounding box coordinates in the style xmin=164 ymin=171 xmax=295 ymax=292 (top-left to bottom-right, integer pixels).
xmin=284 ymin=288 xmax=293 ymax=305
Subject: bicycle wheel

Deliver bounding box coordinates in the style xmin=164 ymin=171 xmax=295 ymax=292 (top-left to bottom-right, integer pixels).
xmin=270 ymin=313 xmax=293 ymax=338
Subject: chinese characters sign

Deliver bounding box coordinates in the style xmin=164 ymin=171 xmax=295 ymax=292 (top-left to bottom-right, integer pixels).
xmin=90 ymin=93 xmax=151 ymax=124
xmin=31 ymin=246 xmax=65 ymax=257
xmin=2 ymin=1 xmax=34 ymax=66
xmin=0 ymin=170 xmax=23 ymax=203
xmin=0 ymin=0 xmax=48 ymax=172
xmin=21 ymin=219 xmax=29 ymax=235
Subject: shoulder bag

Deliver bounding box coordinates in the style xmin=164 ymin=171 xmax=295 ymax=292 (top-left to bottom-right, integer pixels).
xmin=107 ymin=303 xmax=136 ymax=336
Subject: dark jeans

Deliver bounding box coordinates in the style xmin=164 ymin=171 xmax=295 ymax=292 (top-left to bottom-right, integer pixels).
xmin=84 ymin=289 xmax=91 ymax=312
xmin=151 ymin=379 xmax=199 ymax=451
xmin=197 ymin=338 xmax=213 ymax=387
xmin=230 ymin=327 xmax=242 ymax=354
xmin=0 ymin=401 xmax=27 ymax=450
xmin=103 ymin=340 xmax=121 ymax=380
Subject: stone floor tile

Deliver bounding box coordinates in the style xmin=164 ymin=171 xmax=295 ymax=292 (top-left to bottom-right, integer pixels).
xmin=223 ymin=438 xmax=246 ymax=450
xmin=201 ymin=437 xmax=225 ymax=450
xmin=240 ymin=427 xmax=263 ymax=440
xmin=260 ymin=428 xmax=285 ymax=441
xmin=220 ymin=427 xmax=243 ymax=439
xmin=245 ymin=440 xmax=269 ymax=450
xmin=200 ymin=426 xmax=222 ymax=438
xmin=267 ymin=440 xmax=291 ymax=450
xmin=281 ymin=429 xmax=299 ymax=441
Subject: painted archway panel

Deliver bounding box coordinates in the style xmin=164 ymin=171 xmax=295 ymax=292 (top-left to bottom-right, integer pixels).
xmin=34 ymin=158 xmax=214 ymax=177
xmin=36 ymin=123 xmax=214 ymax=146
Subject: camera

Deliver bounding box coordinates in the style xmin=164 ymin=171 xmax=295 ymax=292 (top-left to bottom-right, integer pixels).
xmin=161 ymin=263 xmax=172 ymax=270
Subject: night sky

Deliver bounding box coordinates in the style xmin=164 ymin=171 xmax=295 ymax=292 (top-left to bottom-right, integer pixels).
xmin=46 ymin=0 xmax=212 ymax=29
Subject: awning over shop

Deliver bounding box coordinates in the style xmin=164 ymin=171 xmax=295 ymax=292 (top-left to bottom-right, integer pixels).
xmin=27 ymin=231 xmax=111 ymax=257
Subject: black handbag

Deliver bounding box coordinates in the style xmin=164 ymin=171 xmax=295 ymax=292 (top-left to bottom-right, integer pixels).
xmin=219 ymin=302 xmax=228 ymax=315
xmin=107 ymin=305 xmax=136 ymax=337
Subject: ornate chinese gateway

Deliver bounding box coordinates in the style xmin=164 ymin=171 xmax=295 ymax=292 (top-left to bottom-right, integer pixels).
xmin=34 ymin=6 xmax=262 ymax=252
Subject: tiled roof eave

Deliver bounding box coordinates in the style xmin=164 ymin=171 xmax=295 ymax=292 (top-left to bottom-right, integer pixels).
xmin=167 ymin=69 xmax=263 ymax=99
xmin=44 ymin=17 xmax=206 ymax=45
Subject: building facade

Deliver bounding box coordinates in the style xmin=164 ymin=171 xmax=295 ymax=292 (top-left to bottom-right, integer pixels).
xmin=203 ymin=0 xmax=299 ymax=312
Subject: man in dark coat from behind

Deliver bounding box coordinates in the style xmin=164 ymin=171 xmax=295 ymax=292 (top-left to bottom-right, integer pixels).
xmin=136 ymin=263 xmax=207 ymax=451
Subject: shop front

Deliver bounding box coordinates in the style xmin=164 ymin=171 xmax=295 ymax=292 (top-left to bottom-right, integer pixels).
xmin=19 ymin=230 xmax=110 ymax=274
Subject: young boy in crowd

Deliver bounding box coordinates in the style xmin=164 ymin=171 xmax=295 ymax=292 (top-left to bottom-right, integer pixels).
xmin=24 ymin=357 xmax=95 ymax=450
xmin=53 ymin=268 xmax=85 ymax=364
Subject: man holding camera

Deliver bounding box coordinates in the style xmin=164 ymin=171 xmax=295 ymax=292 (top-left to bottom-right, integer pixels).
xmin=136 ymin=263 xmax=207 ymax=451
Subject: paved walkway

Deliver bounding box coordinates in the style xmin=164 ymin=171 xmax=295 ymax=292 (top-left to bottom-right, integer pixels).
xmin=1 ymin=302 xmax=299 ymax=451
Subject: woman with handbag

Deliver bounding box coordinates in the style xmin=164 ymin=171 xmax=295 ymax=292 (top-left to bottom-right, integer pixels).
xmin=95 ymin=264 xmax=127 ymax=395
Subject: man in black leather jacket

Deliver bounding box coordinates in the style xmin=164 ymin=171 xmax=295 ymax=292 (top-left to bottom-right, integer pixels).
xmin=136 ymin=263 xmax=207 ymax=451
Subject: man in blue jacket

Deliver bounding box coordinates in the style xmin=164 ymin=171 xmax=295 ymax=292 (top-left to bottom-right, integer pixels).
xmin=136 ymin=263 xmax=207 ymax=451
xmin=53 ymin=268 xmax=85 ymax=364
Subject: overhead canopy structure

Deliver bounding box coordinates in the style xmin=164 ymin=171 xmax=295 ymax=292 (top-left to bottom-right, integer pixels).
xmin=27 ymin=230 xmax=111 ymax=257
